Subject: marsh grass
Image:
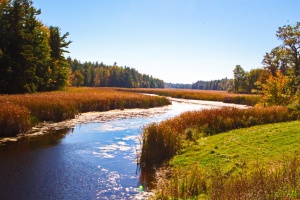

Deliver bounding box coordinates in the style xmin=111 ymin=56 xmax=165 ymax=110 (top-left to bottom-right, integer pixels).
xmin=140 ymin=106 xmax=297 ymax=168
xmin=120 ymin=88 xmax=260 ymax=106
xmin=151 ymin=120 xmax=300 ymax=199
xmin=0 ymin=87 xmax=171 ymax=137
xmin=155 ymin=152 xmax=300 ymax=199
xmin=0 ymin=102 xmax=31 ymax=137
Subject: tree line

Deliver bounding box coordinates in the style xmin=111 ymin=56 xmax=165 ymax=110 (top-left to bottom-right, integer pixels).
xmin=232 ymin=22 xmax=300 ymax=106
xmin=191 ymin=78 xmax=233 ymax=91
xmin=0 ymin=0 xmax=71 ymax=93
xmin=68 ymin=58 xmax=164 ymax=88
xmin=0 ymin=0 xmax=164 ymax=94
xmin=189 ymin=21 xmax=300 ymax=107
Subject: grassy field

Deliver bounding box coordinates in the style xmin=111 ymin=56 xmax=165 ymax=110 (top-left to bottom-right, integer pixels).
xmin=0 ymin=87 xmax=171 ymax=137
xmin=172 ymin=120 xmax=300 ymax=171
xmin=140 ymin=106 xmax=297 ymax=168
xmin=120 ymin=88 xmax=260 ymax=106
xmin=154 ymin=121 xmax=300 ymax=199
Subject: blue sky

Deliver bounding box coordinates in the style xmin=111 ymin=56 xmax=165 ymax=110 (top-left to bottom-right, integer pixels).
xmin=33 ymin=0 xmax=300 ymax=83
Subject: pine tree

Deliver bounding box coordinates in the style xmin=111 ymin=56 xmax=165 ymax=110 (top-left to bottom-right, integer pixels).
xmin=48 ymin=26 xmax=72 ymax=90
xmin=0 ymin=0 xmax=60 ymax=93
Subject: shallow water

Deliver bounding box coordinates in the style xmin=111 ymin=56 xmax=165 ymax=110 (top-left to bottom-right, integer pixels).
xmin=0 ymin=98 xmax=247 ymax=200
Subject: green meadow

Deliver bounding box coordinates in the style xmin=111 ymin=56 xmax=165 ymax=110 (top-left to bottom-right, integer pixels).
xmin=172 ymin=121 xmax=300 ymax=171
xmin=152 ymin=121 xmax=300 ymax=199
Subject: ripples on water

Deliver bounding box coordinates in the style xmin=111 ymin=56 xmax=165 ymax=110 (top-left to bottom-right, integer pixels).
xmin=0 ymin=98 xmax=248 ymax=199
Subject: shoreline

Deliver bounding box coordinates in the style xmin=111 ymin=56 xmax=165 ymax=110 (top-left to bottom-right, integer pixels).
xmin=0 ymin=97 xmax=249 ymax=145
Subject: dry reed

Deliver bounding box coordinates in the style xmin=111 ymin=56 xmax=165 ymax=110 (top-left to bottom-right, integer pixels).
xmin=0 ymin=87 xmax=171 ymax=137
xmin=0 ymin=102 xmax=31 ymax=137
xmin=120 ymin=88 xmax=261 ymax=106
xmin=155 ymin=152 xmax=300 ymax=199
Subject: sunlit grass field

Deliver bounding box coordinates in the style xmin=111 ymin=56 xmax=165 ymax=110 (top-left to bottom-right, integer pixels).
xmin=140 ymin=106 xmax=297 ymax=168
xmin=138 ymin=101 xmax=300 ymax=199
xmin=0 ymin=87 xmax=170 ymax=137
xmin=172 ymin=120 xmax=300 ymax=170
xmin=120 ymin=88 xmax=260 ymax=106
xmin=154 ymin=121 xmax=300 ymax=199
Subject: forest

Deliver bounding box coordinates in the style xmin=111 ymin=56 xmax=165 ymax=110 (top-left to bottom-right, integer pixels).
xmin=0 ymin=0 xmax=164 ymax=94
xmin=1 ymin=0 xmax=300 ymax=106
xmin=0 ymin=0 xmax=71 ymax=93
xmin=68 ymin=58 xmax=164 ymax=88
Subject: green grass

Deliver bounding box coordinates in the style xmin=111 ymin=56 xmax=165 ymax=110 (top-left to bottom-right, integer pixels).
xmin=153 ymin=121 xmax=300 ymax=199
xmin=172 ymin=120 xmax=300 ymax=174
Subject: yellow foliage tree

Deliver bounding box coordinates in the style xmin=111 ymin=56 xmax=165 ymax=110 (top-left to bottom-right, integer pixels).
xmin=261 ymin=70 xmax=290 ymax=106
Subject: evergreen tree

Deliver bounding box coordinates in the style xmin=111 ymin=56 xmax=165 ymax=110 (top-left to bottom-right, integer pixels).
xmin=48 ymin=26 xmax=71 ymax=90
xmin=0 ymin=0 xmax=46 ymax=93
xmin=0 ymin=0 xmax=71 ymax=93
xmin=233 ymin=65 xmax=247 ymax=93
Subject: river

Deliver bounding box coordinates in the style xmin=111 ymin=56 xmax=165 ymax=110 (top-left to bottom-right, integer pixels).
xmin=0 ymin=97 xmax=247 ymax=200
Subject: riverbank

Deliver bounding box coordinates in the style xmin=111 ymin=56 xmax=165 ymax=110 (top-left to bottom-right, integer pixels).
xmin=140 ymin=106 xmax=297 ymax=169
xmin=153 ymin=120 xmax=300 ymax=199
xmin=0 ymin=87 xmax=171 ymax=137
xmin=137 ymin=99 xmax=300 ymax=199
xmin=0 ymin=97 xmax=248 ymax=145
xmin=0 ymin=95 xmax=250 ymax=199
xmin=119 ymin=88 xmax=260 ymax=106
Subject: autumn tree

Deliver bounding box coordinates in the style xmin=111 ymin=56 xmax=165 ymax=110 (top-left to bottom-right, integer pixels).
xmin=258 ymin=22 xmax=300 ymax=101
xmin=72 ymin=70 xmax=84 ymax=87
xmin=66 ymin=58 xmax=164 ymax=88
xmin=261 ymin=70 xmax=290 ymax=106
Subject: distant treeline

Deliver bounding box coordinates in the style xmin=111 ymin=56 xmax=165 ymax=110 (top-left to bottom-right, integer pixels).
xmin=0 ymin=0 xmax=164 ymax=94
xmin=191 ymin=78 xmax=233 ymax=91
xmin=165 ymin=78 xmax=233 ymax=91
xmin=68 ymin=58 xmax=164 ymax=88
xmin=164 ymin=83 xmax=192 ymax=89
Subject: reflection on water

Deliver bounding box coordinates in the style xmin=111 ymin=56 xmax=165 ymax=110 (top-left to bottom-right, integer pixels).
xmin=0 ymin=98 xmax=248 ymax=199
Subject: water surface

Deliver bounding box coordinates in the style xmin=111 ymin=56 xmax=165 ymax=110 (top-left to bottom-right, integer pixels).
xmin=0 ymin=98 xmax=247 ymax=199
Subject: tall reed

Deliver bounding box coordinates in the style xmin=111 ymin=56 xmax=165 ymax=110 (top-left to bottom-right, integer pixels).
xmin=155 ymin=152 xmax=300 ymax=199
xmin=0 ymin=87 xmax=171 ymax=137
xmin=140 ymin=106 xmax=297 ymax=168
xmin=121 ymin=88 xmax=261 ymax=106
xmin=0 ymin=102 xmax=31 ymax=137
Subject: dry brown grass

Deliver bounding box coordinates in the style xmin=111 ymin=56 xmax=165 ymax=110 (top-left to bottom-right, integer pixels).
xmin=155 ymin=152 xmax=300 ymax=199
xmin=120 ymin=88 xmax=260 ymax=106
xmin=0 ymin=102 xmax=31 ymax=137
xmin=0 ymin=87 xmax=170 ymax=137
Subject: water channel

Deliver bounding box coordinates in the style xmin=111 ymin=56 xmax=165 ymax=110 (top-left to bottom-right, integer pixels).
xmin=0 ymin=97 xmax=247 ymax=200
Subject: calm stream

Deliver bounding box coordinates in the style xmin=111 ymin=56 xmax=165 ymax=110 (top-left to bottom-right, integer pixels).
xmin=0 ymin=97 xmax=247 ymax=200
